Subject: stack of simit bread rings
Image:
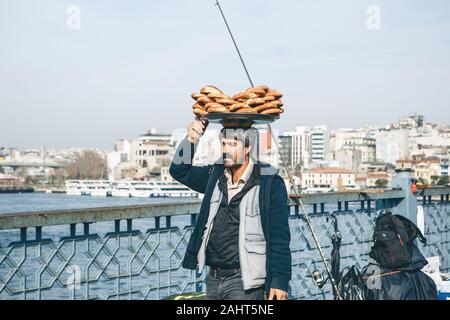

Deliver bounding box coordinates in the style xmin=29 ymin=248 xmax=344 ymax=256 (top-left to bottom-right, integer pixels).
xmin=191 ymin=85 xmax=284 ymax=117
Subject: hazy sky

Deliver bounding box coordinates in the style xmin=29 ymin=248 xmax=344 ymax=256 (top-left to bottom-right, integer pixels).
xmin=1 ymin=0 xmax=449 ymax=149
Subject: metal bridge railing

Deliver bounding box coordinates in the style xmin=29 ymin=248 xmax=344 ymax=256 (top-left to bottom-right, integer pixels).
xmin=0 ymin=186 xmax=449 ymax=300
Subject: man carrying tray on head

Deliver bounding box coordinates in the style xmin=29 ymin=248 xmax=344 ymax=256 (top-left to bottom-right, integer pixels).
xmin=169 ymin=117 xmax=291 ymax=300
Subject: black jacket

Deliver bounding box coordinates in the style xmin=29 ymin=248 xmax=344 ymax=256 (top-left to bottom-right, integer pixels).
xmin=169 ymin=138 xmax=292 ymax=292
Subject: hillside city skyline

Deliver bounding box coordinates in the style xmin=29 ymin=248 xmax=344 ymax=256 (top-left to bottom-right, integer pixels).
xmin=1 ymin=112 xmax=448 ymax=151
xmin=2 ymin=113 xmax=449 ymax=192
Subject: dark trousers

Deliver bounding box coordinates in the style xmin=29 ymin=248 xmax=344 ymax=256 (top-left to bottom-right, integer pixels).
xmin=205 ymin=268 xmax=265 ymax=300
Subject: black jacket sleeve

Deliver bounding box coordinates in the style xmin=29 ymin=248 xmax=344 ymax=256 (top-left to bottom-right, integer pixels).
xmin=169 ymin=137 xmax=212 ymax=194
xmin=268 ymin=176 xmax=292 ymax=291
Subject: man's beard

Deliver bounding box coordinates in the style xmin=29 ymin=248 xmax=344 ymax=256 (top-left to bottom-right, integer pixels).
xmin=222 ymin=153 xmax=245 ymax=168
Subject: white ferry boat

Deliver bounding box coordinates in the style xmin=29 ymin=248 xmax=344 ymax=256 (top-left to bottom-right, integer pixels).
xmin=129 ymin=183 xmax=155 ymax=198
xmin=302 ymin=187 xmax=333 ymax=194
xmin=129 ymin=181 xmax=197 ymax=198
xmin=151 ymin=181 xmax=198 ymax=198
xmin=87 ymin=180 xmax=111 ymax=197
xmin=65 ymin=180 xmax=110 ymax=197
xmin=65 ymin=180 xmax=197 ymax=198
xmin=65 ymin=180 xmax=85 ymax=196
xmin=110 ymin=181 xmax=133 ymax=197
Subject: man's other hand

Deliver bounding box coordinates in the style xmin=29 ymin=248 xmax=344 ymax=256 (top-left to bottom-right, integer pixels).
xmin=268 ymin=288 xmax=288 ymax=300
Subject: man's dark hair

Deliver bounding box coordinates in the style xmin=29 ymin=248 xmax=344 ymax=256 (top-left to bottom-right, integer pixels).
xmin=219 ymin=127 xmax=258 ymax=149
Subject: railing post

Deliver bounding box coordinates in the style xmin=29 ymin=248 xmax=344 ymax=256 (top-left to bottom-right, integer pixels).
xmin=390 ymin=169 xmax=417 ymax=224
xmin=114 ymin=220 xmax=121 ymax=233
xmin=20 ymin=227 xmax=27 ymax=242
xmin=195 ymin=270 xmax=203 ymax=293
xmin=70 ymin=224 xmax=76 ymax=237
xmin=35 ymin=227 xmax=42 ymax=241
xmin=83 ymin=222 xmax=90 ymax=235
xmin=190 ymin=214 xmax=196 ymax=226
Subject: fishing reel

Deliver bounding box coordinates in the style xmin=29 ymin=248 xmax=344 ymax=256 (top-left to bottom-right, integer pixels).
xmin=308 ymin=270 xmax=327 ymax=289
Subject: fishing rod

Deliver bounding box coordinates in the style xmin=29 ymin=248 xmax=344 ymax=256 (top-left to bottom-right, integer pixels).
xmin=214 ymin=0 xmax=342 ymax=300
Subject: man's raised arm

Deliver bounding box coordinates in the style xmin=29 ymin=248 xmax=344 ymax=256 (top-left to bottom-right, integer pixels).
xmin=169 ymin=118 xmax=212 ymax=194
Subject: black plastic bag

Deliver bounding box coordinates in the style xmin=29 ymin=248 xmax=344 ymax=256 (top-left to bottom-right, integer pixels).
xmin=362 ymin=245 xmax=438 ymax=300
xmin=336 ymin=266 xmax=366 ymax=300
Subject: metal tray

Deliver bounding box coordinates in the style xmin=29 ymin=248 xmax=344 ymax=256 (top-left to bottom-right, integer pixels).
xmin=205 ymin=112 xmax=279 ymax=128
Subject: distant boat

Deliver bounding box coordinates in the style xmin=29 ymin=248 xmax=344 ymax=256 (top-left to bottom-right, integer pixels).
xmin=129 ymin=181 xmax=197 ymax=198
xmin=302 ymin=187 xmax=333 ymax=194
xmin=65 ymin=180 xmax=198 ymax=198
xmin=0 ymin=186 xmax=34 ymax=194
xmin=65 ymin=180 xmax=87 ymax=196
xmin=110 ymin=181 xmax=132 ymax=197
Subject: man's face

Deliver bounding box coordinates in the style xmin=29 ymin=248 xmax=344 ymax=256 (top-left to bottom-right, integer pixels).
xmin=220 ymin=137 xmax=250 ymax=168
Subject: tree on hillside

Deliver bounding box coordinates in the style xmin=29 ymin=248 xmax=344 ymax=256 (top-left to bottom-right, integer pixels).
xmin=431 ymin=175 xmax=440 ymax=185
xmin=438 ymin=175 xmax=449 ymax=186
xmin=417 ymin=177 xmax=428 ymax=186
xmin=375 ymin=178 xmax=388 ymax=188
xmin=65 ymin=150 xmax=107 ymax=179
xmin=48 ymin=168 xmax=67 ymax=187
